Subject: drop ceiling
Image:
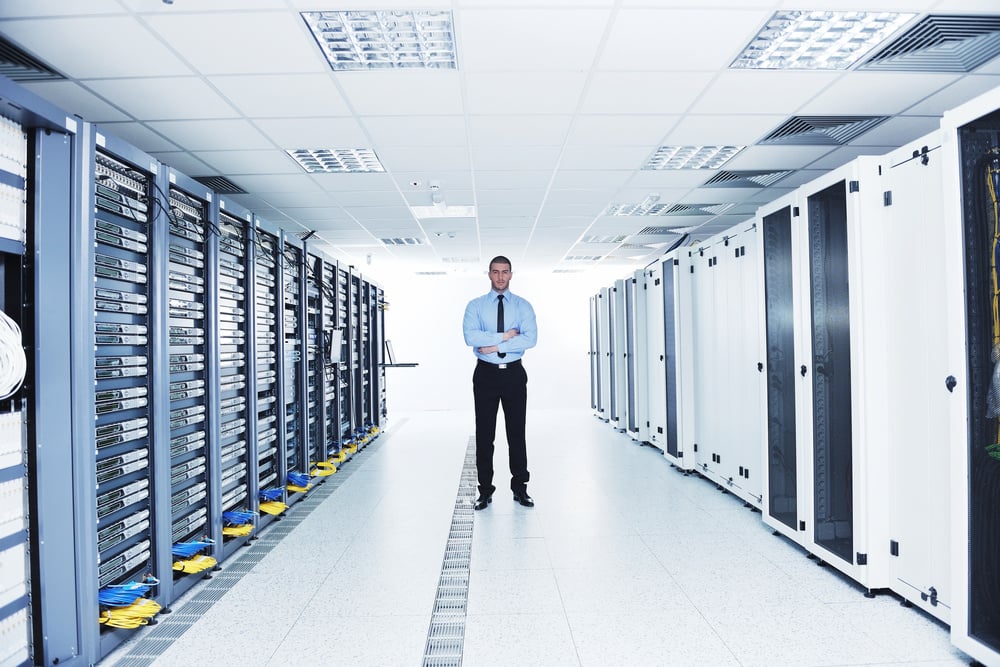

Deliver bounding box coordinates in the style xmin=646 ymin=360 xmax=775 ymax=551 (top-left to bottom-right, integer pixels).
xmin=1 ymin=0 xmax=1000 ymax=274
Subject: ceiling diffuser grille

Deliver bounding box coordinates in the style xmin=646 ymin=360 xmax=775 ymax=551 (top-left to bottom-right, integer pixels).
xmin=760 ymin=116 xmax=889 ymax=145
xmin=583 ymin=234 xmax=628 ymax=244
xmin=381 ymin=237 xmax=423 ymax=245
xmin=665 ymin=203 xmax=734 ymax=216
xmin=193 ymin=175 xmax=247 ymax=194
xmin=703 ymin=170 xmax=792 ymax=188
xmin=636 ymin=226 xmax=685 ymax=235
xmin=860 ymin=14 xmax=1000 ymax=72
xmin=0 ymin=36 xmax=63 ymax=82
xmin=564 ymin=255 xmax=603 ymax=262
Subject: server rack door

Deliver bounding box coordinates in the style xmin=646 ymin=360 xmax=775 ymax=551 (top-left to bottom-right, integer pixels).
xmin=624 ymin=276 xmax=638 ymax=435
xmin=611 ymin=279 xmax=628 ymax=429
xmin=691 ymin=246 xmax=719 ymax=472
xmin=805 ymin=180 xmax=855 ymax=565
xmin=662 ymin=256 xmax=680 ymax=460
xmin=319 ymin=259 xmax=339 ymax=457
xmin=303 ymin=250 xmax=323 ymax=475
xmin=337 ymin=266 xmax=352 ymax=450
xmin=280 ymin=235 xmax=307 ymax=499
xmin=644 ymin=265 xmax=667 ymax=447
xmin=629 ymin=270 xmax=650 ymax=443
xmin=948 ymin=99 xmax=1000 ymax=663
xmin=736 ymin=226 xmax=764 ymax=506
xmin=597 ymin=288 xmax=611 ymax=421
xmin=589 ymin=295 xmax=599 ymax=414
xmin=880 ymin=140 xmax=951 ymax=619
xmin=674 ymin=252 xmax=697 ymax=469
xmin=762 ymin=203 xmax=799 ymax=534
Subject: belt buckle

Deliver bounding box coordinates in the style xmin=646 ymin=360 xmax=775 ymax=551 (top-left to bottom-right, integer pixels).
xmin=498 ymin=363 xmax=507 ymax=369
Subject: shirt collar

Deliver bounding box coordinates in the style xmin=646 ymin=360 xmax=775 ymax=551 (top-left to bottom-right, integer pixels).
xmin=490 ymin=289 xmax=509 ymax=300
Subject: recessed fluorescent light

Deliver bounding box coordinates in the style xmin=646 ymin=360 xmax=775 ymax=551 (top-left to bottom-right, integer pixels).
xmin=731 ymin=11 xmax=915 ymax=70
xmin=409 ymin=204 xmax=477 ymax=219
xmin=643 ymin=146 xmax=743 ymax=170
xmin=302 ymin=10 xmax=457 ymax=71
xmin=287 ymin=148 xmax=385 ymax=173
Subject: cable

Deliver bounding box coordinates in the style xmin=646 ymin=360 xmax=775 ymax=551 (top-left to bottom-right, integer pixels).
xmin=172 ymin=554 xmax=217 ymax=574
xmin=98 ymin=597 xmax=161 ymax=629
xmin=97 ymin=576 xmax=159 ymax=607
xmin=0 ymin=308 xmax=25 ymax=399
xmin=171 ymin=539 xmax=214 ymax=559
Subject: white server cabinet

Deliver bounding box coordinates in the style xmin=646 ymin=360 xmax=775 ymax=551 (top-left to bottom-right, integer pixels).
xmin=758 ymin=190 xmax=810 ymax=545
xmin=610 ymin=279 xmax=628 ymax=430
xmin=877 ymin=132 xmax=952 ymax=622
xmin=644 ymin=262 xmax=667 ymax=449
xmin=624 ymin=269 xmax=649 ymax=442
xmin=589 ymin=294 xmax=600 ymax=417
xmin=691 ymin=224 xmax=764 ymax=506
xmin=671 ymin=251 xmax=697 ymax=471
xmin=787 ymin=158 xmax=891 ymax=591
xmin=597 ymin=287 xmax=612 ymax=422
xmin=941 ymin=86 xmax=1000 ymax=666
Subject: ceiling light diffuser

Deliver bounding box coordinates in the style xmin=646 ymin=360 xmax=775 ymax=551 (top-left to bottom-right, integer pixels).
xmin=409 ymin=204 xmax=477 ymax=219
xmin=643 ymin=146 xmax=743 ymax=170
xmin=287 ymin=148 xmax=385 ymax=173
xmin=302 ymin=10 xmax=457 ymax=71
xmin=731 ymin=11 xmax=915 ymax=70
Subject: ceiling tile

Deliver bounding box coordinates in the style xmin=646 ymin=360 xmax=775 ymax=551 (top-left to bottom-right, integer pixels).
xmin=478 ymin=203 xmax=541 ymax=219
xmin=550 ymin=170 xmax=633 ymax=189
xmin=363 ymin=116 xmax=468 ymax=147
xmin=690 ymin=70 xmax=841 ymax=115
xmin=122 ymin=0 xmax=286 ymax=10
xmin=558 ymin=145 xmax=651 ymax=170
xmin=541 ymin=202 xmax=604 ymax=217
xmin=312 ymin=172 xmax=397 ymax=192
xmin=905 ymin=75 xmax=1000 ymax=115
xmin=545 ymin=189 xmax=618 ymax=206
xmin=0 ymin=0 xmax=125 ymax=16
xmin=146 ymin=119 xmax=272 ymax=151
xmin=337 ymin=71 xmax=463 ymax=115
xmin=20 ymin=81 xmax=129 ymax=122
xmin=465 ymin=72 xmax=587 ymax=114
xmin=534 ymin=216 xmax=594 ymax=230
xmin=474 ymin=171 xmax=554 ymax=189
xmin=723 ymin=145 xmax=835 ymax=171
xmin=376 ymin=146 xmax=471 ymax=172
xmin=88 ymin=77 xmax=237 ymax=120
xmin=210 ymin=74 xmax=351 ymax=117
xmin=395 ymin=171 xmax=475 ymax=191
xmin=250 ymin=191 xmax=336 ymax=208
xmin=845 ymin=115 xmax=940 ymax=147
xmin=252 ymin=117 xmax=369 ymax=149
xmin=625 ymin=170 xmax=718 ymax=189
xmin=144 ymin=11 xmax=325 ymax=75
xmin=600 ymin=8 xmax=771 ymax=70
xmin=96 ymin=122 xmax=181 ymax=153
xmin=193 ymin=149 xmax=302 ymax=175
xmin=231 ymin=174 xmax=324 ymax=193
xmin=581 ymin=72 xmax=714 ymax=114
xmin=0 ymin=16 xmax=191 ymax=77
xmin=468 ymin=115 xmax=573 ymax=146
xmin=344 ymin=205 xmax=415 ymax=222
xmin=567 ymin=115 xmax=677 ymax=146
xmin=798 ymin=71 xmax=962 ymax=116
xmin=149 ymin=151 xmax=214 ymax=176
xmin=665 ymin=114 xmax=788 ymax=146
xmin=472 ymin=146 xmax=561 ymax=171
xmin=281 ymin=207 xmax=351 ymax=222
xmin=475 ymin=189 xmax=547 ymax=206
xmin=457 ymin=8 xmax=611 ymax=71
xmin=336 ymin=191 xmax=408 ymax=207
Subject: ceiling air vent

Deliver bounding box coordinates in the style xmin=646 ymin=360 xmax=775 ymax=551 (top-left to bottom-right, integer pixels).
xmin=860 ymin=14 xmax=1000 ymax=72
xmin=193 ymin=175 xmax=247 ymax=194
xmin=760 ymin=116 xmax=889 ymax=145
xmin=583 ymin=234 xmax=628 ymax=244
xmin=703 ymin=170 xmax=792 ymax=188
xmin=636 ymin=226 xmax=685 ymax=235
xmin=0 ymin=35 xmax=63 ymax=82
xmin=381 ymin=237 xmax=423 ymax=246
xmin=665 ymin=203 xmax=734 ymax=216
xmin=564 ymin=255 xmax=603 ymax=262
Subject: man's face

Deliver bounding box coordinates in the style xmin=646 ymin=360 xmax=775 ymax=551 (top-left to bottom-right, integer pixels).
xmin=489 ymin=261 xmax=512 ymax=292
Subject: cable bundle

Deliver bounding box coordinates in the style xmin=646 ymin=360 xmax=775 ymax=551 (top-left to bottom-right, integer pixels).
xmin=0 ymin=309 xmax=25 ymax=400
xmin=97 ymin=577 xmax=159 ymax=607
xmin=311 ymin=461 xmax=337 ymax=477
xmin=98 ymin=597 xmax=161 ymax=629
xmin=171 ymin=538 xmax=214 ymax=559
xmin=222 ymin=509 xmax=256 ymax=537
xmin=286 ymin=471 xmax=312 ymax=492
xmin=258 ymin=487 xmax=287 ymax=515
xmin=172 ymin=554 xmax=217 ymax=574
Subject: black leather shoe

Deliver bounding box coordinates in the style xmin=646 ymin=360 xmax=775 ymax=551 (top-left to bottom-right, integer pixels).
xmin=474 ymin=494 xmax=492 ymax=511
xmin=512 ymin=490 xmax=534 ymax=507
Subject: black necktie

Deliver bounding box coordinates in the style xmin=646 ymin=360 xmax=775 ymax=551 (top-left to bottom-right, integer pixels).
xmin=496 ymin=295 xmax=506 ymax=359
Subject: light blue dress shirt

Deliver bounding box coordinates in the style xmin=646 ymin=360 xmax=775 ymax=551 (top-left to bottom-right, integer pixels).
xmin=463 ymin=289 xmax=538 ymax=364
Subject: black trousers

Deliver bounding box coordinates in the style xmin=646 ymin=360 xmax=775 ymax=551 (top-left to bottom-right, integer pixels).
xmin=473 ymin=359 xmax=529 ymax=496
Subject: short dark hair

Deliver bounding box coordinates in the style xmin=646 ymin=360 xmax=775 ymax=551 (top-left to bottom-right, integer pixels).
xmin=489 ymin=255 xmax=512 ymax=270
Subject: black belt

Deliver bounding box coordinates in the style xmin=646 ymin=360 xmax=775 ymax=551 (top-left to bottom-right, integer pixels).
xmin=478 ymin=358 xmax=521 ymax=370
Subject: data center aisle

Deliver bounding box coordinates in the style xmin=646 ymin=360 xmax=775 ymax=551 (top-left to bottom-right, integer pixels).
xmin=106 ymin=408 xmax=966 ymax=666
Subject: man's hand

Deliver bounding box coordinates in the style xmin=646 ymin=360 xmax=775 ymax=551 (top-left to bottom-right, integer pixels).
xmin=478 ymin=345 xmax=499 ymax=354
xmin=502 ymin=328 xmax=519 ymax=342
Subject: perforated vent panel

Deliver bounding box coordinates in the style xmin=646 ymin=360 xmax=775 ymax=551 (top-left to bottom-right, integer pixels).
xmin=861 ymin=14 xmax=1000 ymax=72
xmin=761 ymin=116 xmax=889 ymax=145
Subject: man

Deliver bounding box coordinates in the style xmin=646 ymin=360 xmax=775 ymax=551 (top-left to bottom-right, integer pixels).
xmin=463 ymin=255 xmax=537 ymax=510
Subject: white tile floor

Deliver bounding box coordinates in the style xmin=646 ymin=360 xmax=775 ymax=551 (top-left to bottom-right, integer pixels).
xmin=105 ymin=408 xmax=971 ymax=666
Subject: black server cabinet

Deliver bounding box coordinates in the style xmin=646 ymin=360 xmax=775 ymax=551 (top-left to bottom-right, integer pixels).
xmin=957 ymin=111 xmax=1000 ymax=656
xmin=762 ymin=205 xmax=798 ymax=531
xmin=661 ymin=257 xmax=680 ymax=459
xmin=318 ymin=257 xmax=342 ymax=462
xmin=806 ymin=182 xmax=854 ymax=564
xmin=281 ymin=235 xmax=307 ymax=500
xmin=216 ymin=204 xmax=254 ymax=559
xmin=305 ymin=249 xmax=322 ymax=474
xmin=374 ymin=285 xmax=386 ymax=427
xmin=350 ymin=269 xmax=363 ymax=444
xmin=252 ymin=225 xmax=283 ymax=526
xmin=337 ymin=265 xmax=353 ymax=453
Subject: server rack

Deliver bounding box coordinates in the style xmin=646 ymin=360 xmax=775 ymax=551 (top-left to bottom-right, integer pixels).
xmin=337 ymin=265 xmax=354 ymax=453
xmin=252 ymin=222 xmax=284 ymax=529
xmin=359 ymin=278 xmax=373 ymax=443
xmin=304 ymin=248 xmax=323 ymax=475
xmin=597 ymin=287 xmax=612 ymax=422
xmin=643 ymin=263 xmax=666 ymax=448
xmin=588 ymin=294 xmax=600 ymax=418
xmin=373 ymin=284 xmax=387 ymax=428
xmin=216 ymin=200 xmax=255 ymax=561
xmin=610 ymin=279 xmax=627 ymax=431
xmin=0 ymin=82 xmax=60 ymax=667
xmin=281 ymin=233 xmax=307 ymax=502
xmin=665 ymin=251 xmax=696 ymax=471
xmin=942 ymin=88 xmax=1000 ymax=666
xmin=624 ymin=269 xmax=648 ymax=443
xmin=318 ymin=256 xmax=342 ymax=463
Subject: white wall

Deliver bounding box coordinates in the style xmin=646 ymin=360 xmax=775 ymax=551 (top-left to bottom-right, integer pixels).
xmin=369 ymin=264 xmax=626 ymax=413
